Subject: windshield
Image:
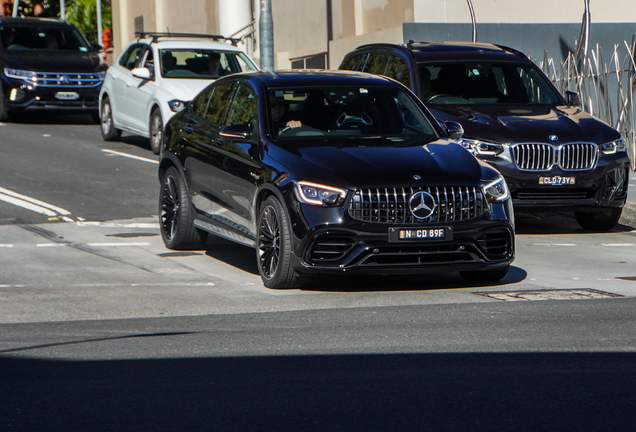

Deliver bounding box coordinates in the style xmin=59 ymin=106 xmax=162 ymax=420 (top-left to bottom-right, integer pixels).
xmin=160 ymin=49 xmax=257 ymax=79
xmin=0 ymin=25 xmax=91 ymax=51
xmin=419 ymin=61 xmax=562 ymax=106
xmin=268 ymin=85 xmax=438 ymax=142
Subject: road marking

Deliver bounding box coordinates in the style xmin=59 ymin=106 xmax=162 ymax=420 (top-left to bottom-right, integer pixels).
xmin=0 ymin=186 xmax=72 ymax=218
xmin=37 ymin=242 xmax=150 ymax=248
xmin=0 ymin=244 xmax=14 ymax=248
xmin=102 ymin=149 xmax=159 ymax=164
xmin=76 ymin=221 xmax=159 ymax=228
xmin=533 ymin=243 xmax=576 ymax=246
xmin=602 ymin=244 xmax=635 ymax=247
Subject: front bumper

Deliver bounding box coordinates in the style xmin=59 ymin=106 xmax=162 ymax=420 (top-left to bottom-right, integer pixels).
xmin=287 ymin=198 xmax=515 ymax=275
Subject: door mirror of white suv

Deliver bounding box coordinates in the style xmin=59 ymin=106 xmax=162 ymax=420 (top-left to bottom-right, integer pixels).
xmin=131 ymin=67 xmax=152 ymax=80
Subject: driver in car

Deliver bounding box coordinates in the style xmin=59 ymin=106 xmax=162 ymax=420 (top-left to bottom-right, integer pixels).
xmin=271 ymin=97 xmax=302 ymax=134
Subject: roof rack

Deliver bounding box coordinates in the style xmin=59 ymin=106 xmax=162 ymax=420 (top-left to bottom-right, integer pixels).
xmin=135 ymin=32 xmax=240 ymax=46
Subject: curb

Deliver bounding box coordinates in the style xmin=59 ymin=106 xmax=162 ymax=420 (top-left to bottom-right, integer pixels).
xmin=619 ymin=201 xmax=636 ymax=228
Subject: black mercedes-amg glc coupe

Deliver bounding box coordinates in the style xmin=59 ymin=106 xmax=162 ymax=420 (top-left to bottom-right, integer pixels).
xmin=158 ymin=70 xmax=515 ymax=288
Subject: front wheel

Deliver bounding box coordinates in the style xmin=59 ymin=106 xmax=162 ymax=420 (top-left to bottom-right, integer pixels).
xmin=256 ymin=196 xmax=303 ymax=289
xmin=159 ymin=166 xmax=207 ymax=250
xmin=100 ymin=96 xmax=122 ymax=141
xmin=574 ymin=208 xmax=622 ymax=231
xmin=149 ymin=109 xmax=163 ymax=155
xmin=459 ymin=265 xmax=510 ymax=283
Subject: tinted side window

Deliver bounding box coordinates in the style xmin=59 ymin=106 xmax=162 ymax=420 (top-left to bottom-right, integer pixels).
xmin=226 ymin=84 xmax=258 ymax=128
xmin=362 ymin=53 xmax=389 ymax=75
xmin=191 ymin=87 xmax=213 ymax=119
xmin=340 ymin=54 xmax=363 ymax=71
xmin=205 ymin=82 xmax=236 ymax=124
xmin=385 ymin=55 xmax=411 ymax=87
xmin=119 ymin=44 xmax=145 ymax=70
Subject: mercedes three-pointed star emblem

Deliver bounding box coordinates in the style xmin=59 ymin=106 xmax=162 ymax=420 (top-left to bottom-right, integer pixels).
xmin=409 ymin=191 xmax=436 ymax=219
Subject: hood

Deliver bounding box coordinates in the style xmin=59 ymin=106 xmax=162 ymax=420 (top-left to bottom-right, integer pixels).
xmin=270 ymin=138 xmax=493 ymax=188
xmin=159 ymin=78 xmax=213 ymax=101
xmin=428 ymin=104 xmax=620 ymax=145
xmin=2 ymin=50 xmax=105 ymax=72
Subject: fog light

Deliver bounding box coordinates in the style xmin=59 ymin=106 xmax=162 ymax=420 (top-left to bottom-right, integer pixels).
xmin=9 ymin=88 xmax=25 ymax=101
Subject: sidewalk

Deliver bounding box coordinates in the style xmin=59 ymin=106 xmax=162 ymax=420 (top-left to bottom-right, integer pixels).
xmin=619 ymin=171 xmax=636 ymax=227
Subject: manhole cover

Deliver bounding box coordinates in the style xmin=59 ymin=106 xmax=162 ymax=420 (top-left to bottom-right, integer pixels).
xmin=474 ymin=288 xmax=623 ymax=301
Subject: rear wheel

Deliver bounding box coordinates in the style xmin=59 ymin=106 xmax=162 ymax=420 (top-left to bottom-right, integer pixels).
xmin=459 ymin=265 xmax=510 ymax=283
xmin=100 ymin=96 xmax=122 ymax=141
xmin=256 ymin=196 xmax=303 ymax=289
xmin=149 ymin=109 xmax=163 ymax=155
xmin=159 ymin=166 xmax=207 ymax=250
xmin=574 ymin=208 xmax=622 ymax=231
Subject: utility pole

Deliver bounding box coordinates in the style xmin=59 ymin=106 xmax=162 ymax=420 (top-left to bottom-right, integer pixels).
xmin=259 ymin=0 xmax=274 ymax=72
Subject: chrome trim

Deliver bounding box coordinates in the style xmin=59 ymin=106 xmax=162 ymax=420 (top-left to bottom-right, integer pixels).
xmin=512 ymin=142 xmax=598 ymax=171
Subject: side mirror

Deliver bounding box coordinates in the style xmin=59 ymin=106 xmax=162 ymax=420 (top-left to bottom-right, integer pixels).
xmin=444 ymin=121 xmax=464 ymax=140
xmin=131 ymin=67 xmax=152 ymax=80
xmin=565 ymin=90 xmax=581 ymax=107
xmin=92 ymin=43 xmax=103 ymax=52
xmin=219 ymin=124 xmax=253 ymax=139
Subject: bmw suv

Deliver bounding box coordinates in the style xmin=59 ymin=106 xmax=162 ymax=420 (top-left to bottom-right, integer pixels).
xmin=0 ymin=17 xmax=107 ymax=121
xmin=340 ymin=42 xmax=631 ymax=231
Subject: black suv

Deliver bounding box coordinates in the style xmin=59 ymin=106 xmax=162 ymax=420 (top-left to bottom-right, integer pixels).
xmin=340 ymin=42 xmax=631 ymax=231
xmin=0 ymin=17 xmax=107 ymax=121
xmin=159 ymin=70 xmax=515 ymax=288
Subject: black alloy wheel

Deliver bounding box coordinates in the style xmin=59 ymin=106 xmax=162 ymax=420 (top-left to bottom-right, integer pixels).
xmin=159 ymin=166 xmax=206 ymax=249
xmin=256 ymin=196 xmax=302 ymax=289
xmin=574 ymin=208 xmax=622 ymax=231
xmin=100 ymin=96 xmax=122 ymax=141
xmin=149 ymin=109 xmax=163 ymax=155
xmin=459 ymin=265 xmax=510 ymax=282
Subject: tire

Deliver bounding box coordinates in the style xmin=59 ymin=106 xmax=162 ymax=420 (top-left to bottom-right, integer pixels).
xmin=149 ymin=109 xmax=163 ymax=155
xmin=100 ymin=96 xmax=122 ymax=141
xmin=574 ymin=208 xmax=622 ymax=231
xmin=159 ymin=166 xmax=207 ymax=250
xmin=459 ymin=265 xmax=510 ymax=283
xmin=256 ymin=196 xmax=303 ymax=289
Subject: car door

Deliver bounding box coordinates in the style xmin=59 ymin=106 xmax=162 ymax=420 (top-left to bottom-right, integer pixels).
xmin=107 ymin=43 xmax=146 ymax=128
xmin=123 ymin=46 xmax=157 ymax=133
xmin=182 ymin=81 xmax=237 ymax=219
xmin=209 ymin=82 xmax=263 ymax=238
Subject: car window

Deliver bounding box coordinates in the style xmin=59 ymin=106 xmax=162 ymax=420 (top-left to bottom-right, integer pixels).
xmin=159 ymin=49 xmax=257 ymax=79
xmin=119 ymin=44 xmax=145 ymax=70
xmin=0 ymin=24 xmax=91 ymax=51
xmin=226 ymin=84 xmax=258 ymax=128
xmin=419 ymin=62 xmax=561 ymax=105
xmin=268 ymin=85 xmax=437 ymax=142
xmin=361 ymin=53 xmax=389 ymax=75
xmin=340 ymin=54 xmax=364 ymax=71
xmin=385 ymin=55 xmax=410 ymax=87
xmin=191 ymin=87 xmax=213 ymax=119
xmin=205 ymin=82 xmax=236 ymax=124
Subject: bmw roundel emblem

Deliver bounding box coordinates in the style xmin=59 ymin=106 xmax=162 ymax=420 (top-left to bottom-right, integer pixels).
xmin=549 ymin=135 xmax=559 ymax=141
xmin=409 ymin=191 xmax=436 ymax=219
xmin=413 ymin=174 xmax=421 ymax=180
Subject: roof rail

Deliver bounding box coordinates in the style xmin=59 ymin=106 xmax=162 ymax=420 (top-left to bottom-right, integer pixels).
xmin=135 ymin=32 xmax=240 ymax=46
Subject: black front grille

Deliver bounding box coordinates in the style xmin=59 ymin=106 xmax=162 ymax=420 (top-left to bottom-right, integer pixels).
xmin=512 ymin=143 xmax=598 ymax=171
xmin=309 ymin=235 xmax=355 ymax=262
xmin=515 ymin=188 xmax=594 ymax=201
xmin=477 ymin=231 xmax=512 ymax=258
xmin=359 ymin=244 xmax=479 ymax=266
xmin=348 ymin=186 xmax=487 ymax=224
xmin=33 ymin=72 xmax=103 ymax=87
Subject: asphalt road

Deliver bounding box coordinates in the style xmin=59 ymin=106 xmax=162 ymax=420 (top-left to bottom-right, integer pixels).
xmin=1 ymin=114 xmax=636 ymax=430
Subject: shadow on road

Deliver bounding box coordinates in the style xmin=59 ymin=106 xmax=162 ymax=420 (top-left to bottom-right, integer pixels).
xmin=5 ymin=112 xmax=97 ymax=125
xmin=515 ymin=211 xmax=635 ymax=235
xmin=1 ymin=351 xmax=634 ymax=431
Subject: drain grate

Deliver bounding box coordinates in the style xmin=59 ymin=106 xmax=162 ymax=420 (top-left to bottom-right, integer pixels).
xmin=474 ymin=288 xmax=623 ymax=301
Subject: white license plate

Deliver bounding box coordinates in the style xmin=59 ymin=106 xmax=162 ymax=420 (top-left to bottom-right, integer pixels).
xmin=55 ymin=92 xmax=80 ymax=100
xmin=388 ymin=226 xmax=453 ymax=242
xmin=539 ymin=176 xmax=576 ymax=185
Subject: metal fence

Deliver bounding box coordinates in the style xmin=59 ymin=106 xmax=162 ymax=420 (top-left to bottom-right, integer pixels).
xmin=538 ymin=36 xmax=636 ymax=170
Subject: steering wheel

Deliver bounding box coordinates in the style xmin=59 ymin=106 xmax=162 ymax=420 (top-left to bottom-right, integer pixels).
xmin=336 ymin=112 xmax=373 ymax=128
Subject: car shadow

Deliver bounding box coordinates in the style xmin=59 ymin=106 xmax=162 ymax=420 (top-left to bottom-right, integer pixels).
xmin=5 ymin=111 xmax=97 ymax=125
xmin=203 ymin=235 xmax=527 ymax=292
xmin=1 ymin=351 xmax=634 ymax=431
xmin=515 ymin=211 xmax=635 ymax=235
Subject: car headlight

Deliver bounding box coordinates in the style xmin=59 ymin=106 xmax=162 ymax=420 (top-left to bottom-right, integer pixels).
xmin=168 ymin=99 xmax=188 ymax=113
xmin=459 ymin=138 xmax=504 ymax=156
xmin=600 ymin=138 xmax=627 ymax=154
xmin=294 ymin=181 xmax=347 ymax=206
xmin=483 ymin=176 xmax=510 ymax=203
xmin=4 ymin=68 xmax=36 ymax=82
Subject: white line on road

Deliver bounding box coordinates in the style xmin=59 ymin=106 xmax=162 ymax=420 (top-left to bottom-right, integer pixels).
xmin=0 ymin=186 xmax=71 ymax=217
xmin=76 ymin=221 xmax=159 ymax=228
xmin=0 ymin=244 xmax=14 ymax=248
xmin=602 ymin=244 xmax=635 ymax=247
xmin=102 ymin=149 xmax=159 ymax=164
xmin=533 ymin=243 xmax=577 ymax=246
xmin=37 ymin=242 xmax=150 ymax=248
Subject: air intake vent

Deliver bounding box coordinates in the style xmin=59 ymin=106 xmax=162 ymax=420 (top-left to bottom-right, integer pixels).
xmin=477 ymin=231 xmax=512 ymax=258
xmin=309 ymin=235 xmax=355 ymax=262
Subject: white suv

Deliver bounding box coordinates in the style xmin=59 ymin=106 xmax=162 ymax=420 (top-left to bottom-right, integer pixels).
xmin=99 ymin=32 xmax=258 ymax=154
